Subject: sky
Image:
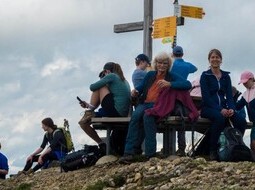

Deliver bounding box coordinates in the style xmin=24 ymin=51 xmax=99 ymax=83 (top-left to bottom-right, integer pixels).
xmin=0 ymin=0 xmax=255 ymax=176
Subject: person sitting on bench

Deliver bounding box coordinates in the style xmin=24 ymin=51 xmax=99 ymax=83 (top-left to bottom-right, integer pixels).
xmin=78 ymin=62 xmax=131 ymax=156
xmin=119 ymin=52 xmax=192 ymax=163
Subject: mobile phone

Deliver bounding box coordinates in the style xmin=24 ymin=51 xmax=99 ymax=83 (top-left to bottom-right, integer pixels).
xmin=76 ymin=96 xmax=83 ymax=103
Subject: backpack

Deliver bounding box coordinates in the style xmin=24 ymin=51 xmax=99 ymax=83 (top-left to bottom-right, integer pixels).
xmin=218 ymin=126 xmax=253 ymax=162
xmin=60 ymin=144 xmax=101 ymax=172
xmin=47 ymin=119 xmax=75 ymax=153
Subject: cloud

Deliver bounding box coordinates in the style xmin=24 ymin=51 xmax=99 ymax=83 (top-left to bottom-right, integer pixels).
xmin=0 ymin=81 xmax=21 ymax=93
xmin=41 ymin=57 xmax=79 ymax=77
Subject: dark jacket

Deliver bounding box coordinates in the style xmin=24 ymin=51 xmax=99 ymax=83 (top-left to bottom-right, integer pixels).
xmin=200 ymin=69 xmax=235 ymax=111
xmin=236 ymin=85 xmax=255 ymax=123
xmin=41 ymin=129 xmax=67 ymax=153
xmin=136 ymin=71 xmax=192 ymax=104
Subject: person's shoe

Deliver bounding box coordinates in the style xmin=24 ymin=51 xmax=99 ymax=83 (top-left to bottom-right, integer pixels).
xmin=118 ymin=154 xmax=134 ymax=164
xmin=176 ymin=149 xmax=186 ymax=157
xmin=134 ymin=148 xmax=143 ymax=155
xmin=99 ymin=143 xmax=106 ymax=156
xmin=25 ymin=168 xmax=34 ymax=175
xmin=78 ymin=110 xmax=95 ymax=125
xmin=12 ymin=171 xmax=25 ymax=177
xmin=209 ymin=151 xmax=218 ymax=161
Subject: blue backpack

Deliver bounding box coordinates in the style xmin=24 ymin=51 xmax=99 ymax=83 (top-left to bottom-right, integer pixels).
xmin=218 ymin=126 xmax=253 ymax=162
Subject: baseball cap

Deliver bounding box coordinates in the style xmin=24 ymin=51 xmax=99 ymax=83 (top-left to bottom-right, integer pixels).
xmin=238 ymin=71 xmax=254 ymax=84
xmin=135 ymin=54 xmax=150 ymax=64
xmin=173 ymin=46 xmax=183 ymax=55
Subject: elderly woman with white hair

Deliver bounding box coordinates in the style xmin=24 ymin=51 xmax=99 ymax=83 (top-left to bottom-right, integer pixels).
xmin=119 ymin=52 xmax=192 ymax=163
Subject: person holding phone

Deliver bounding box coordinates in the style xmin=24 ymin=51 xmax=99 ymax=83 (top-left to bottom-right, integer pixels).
xmin=78 ymin=62 xmax=131 ymax=155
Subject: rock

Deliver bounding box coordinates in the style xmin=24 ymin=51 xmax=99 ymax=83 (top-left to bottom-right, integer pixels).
xmin=2 ymin=156 xmax=255 ymax=189
xmin=95 ymin=155 xmax=118 ymax=165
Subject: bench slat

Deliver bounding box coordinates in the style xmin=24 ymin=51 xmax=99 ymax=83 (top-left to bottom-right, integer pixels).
xmin=91 ymin=116 xmax=253 ymax=156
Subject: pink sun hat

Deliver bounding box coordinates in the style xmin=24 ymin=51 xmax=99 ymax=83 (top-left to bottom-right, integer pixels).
xmin=238 ymin=71 xmax=254 ymax=84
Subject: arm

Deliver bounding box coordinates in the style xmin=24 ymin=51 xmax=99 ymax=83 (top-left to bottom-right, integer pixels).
xmin=236 ymin=97 xmax=246 ymax=110
xmin=0 ymin=169 xmax=8 ymax=175
xmin=135 ymin=71 xmax=153 ymax=94
xmin=200 ymin=73 xmax=222 ymax=110
xmin=26 ymin=147 xmax=44 ymax=163
xmin=225 ymin=75 xmax=235 ymax=110
xmin=0 ymin=155 xmax=8 ymax=175
xmin=26 ymin=134 xmax=47 ymax=162
xmin=90 ymin=73 xmax=115 ymax=91
xmin=169 ymin=72 xmax=192 ymax=90
xmin=38 ymin=130 xmax=64 ymax=164
xmin=188 ymin=62 xmax=198 ymax=74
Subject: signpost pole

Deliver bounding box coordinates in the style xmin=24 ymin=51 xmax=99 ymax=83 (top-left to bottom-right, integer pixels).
xmin=172 ymin=0 xmax=179 ymax=48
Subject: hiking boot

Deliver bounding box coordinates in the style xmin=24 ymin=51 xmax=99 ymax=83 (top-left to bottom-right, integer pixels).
xmin=14 ymin=171 xmax=26 ymax=177
xmin=78 ymin=110 xmax=95 ymax=125
xmin=99 ymin=143 xmax=106 ymax=156
xmin=118 ymin=154 xmax=134 ymax=164
xmin=25 ymin=169 xmax=34 ymax=175
xmin=209 ymin=151 xmax=218 ymax=161
xmin=176 ymin=149 xmax=186 ymax=157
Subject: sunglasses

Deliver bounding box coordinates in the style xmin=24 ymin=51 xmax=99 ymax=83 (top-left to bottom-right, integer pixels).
xmin=157 ymin=61 xmax=169 ymax=65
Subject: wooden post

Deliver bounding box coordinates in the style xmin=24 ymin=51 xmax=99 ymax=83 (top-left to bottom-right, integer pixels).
xmin=143 ymin=0 xmax=153 ymax=59
xmin=113 ymin=0 xmax=153 ymax=60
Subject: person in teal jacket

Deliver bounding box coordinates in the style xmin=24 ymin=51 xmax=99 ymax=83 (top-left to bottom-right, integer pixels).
xmin=200 ymin=49 xmax=247 ymax=160
xmin=78 ymin=62 xmax=131 ymax=155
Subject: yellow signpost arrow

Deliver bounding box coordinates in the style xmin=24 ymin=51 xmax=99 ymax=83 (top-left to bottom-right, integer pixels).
xmin=180 ymin=5 xmax=204 ymax=19
xmin=152 ymin=16 xmax=176 ymax=39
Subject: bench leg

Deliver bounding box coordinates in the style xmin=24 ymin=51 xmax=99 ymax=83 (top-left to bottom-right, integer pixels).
xmin=163 ymin=128 xmax=176 ymax=156
xmin=106 ymin=128 xmax=111 ymax=155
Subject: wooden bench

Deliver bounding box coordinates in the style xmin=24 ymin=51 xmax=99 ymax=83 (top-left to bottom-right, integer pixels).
xmin=91 ymin=116 xmax=253 ymax=156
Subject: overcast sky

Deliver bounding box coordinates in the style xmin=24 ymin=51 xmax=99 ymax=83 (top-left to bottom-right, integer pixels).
xmin=0 ymin=0 xmax=255 ymax=176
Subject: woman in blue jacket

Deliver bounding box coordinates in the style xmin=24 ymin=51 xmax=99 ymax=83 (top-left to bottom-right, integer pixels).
xmin=200 ymin=49 xmax=247 ymax=160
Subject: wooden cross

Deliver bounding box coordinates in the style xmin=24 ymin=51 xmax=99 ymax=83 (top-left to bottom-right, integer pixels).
xmin=113 ymin=0 xmax=153 ymax=60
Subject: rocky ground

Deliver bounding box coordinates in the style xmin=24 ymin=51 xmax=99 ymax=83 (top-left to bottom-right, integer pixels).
xmin=1 ymin=155 xmax=255 ymax=190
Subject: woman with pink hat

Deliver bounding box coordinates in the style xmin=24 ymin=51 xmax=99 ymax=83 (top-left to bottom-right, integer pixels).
xmin=236 ymin=71 xmax=255 ymax=156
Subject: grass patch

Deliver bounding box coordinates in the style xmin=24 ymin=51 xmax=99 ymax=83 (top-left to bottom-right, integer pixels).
xmin=86 ymin=180 xmax=107 ymax=190
xmin=86 ymin=175 xmax=125 ymax=190
xmin=143 ymin=176 xmax=169 ymax=186
xmin=112 ymin=175 xmax=125 ymax=187
xmin=15 ymin=183 xmax=32 ymax=190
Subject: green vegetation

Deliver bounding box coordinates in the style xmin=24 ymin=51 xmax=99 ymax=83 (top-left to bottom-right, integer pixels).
xmin=86 ymin=175 xmax=126 ymax=190
xmin=86 ymin=180 xmax=106 ymax=190
xmin=143 ymin=175 xmax=169 ymax=186
xmin=15 ymin=183 xmax=32 ymax=190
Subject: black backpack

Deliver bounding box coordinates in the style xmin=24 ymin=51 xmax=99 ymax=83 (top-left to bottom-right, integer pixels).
xmin=218 ymin=126 xmax=253 ymax=162
xmin=60 ymin=145 xmax=101 ymax=172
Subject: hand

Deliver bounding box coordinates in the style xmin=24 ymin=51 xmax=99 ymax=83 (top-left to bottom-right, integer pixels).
xmin=220 ymin=108 xmax=229 ymax=117
xmin=38 ymin=155 xmax=44 ymax=165
xmin=131 ymin=89 xmax=139 ymax=97
xmin=157 ymin=79 xmax=171 ymax=89
xmin=80 ymin=101 xmax=88 ymax=108
xmin=221 ymin=109 xmax=234 ymax=117
xmin=226 ymin=109 xmax=234 ymax=117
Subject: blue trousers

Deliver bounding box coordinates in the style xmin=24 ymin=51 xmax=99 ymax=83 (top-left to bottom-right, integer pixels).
xmin=124 ymin=103 xmax=156 ymax=157
xmin=201 ymin=107 xmax=247 ymax=151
